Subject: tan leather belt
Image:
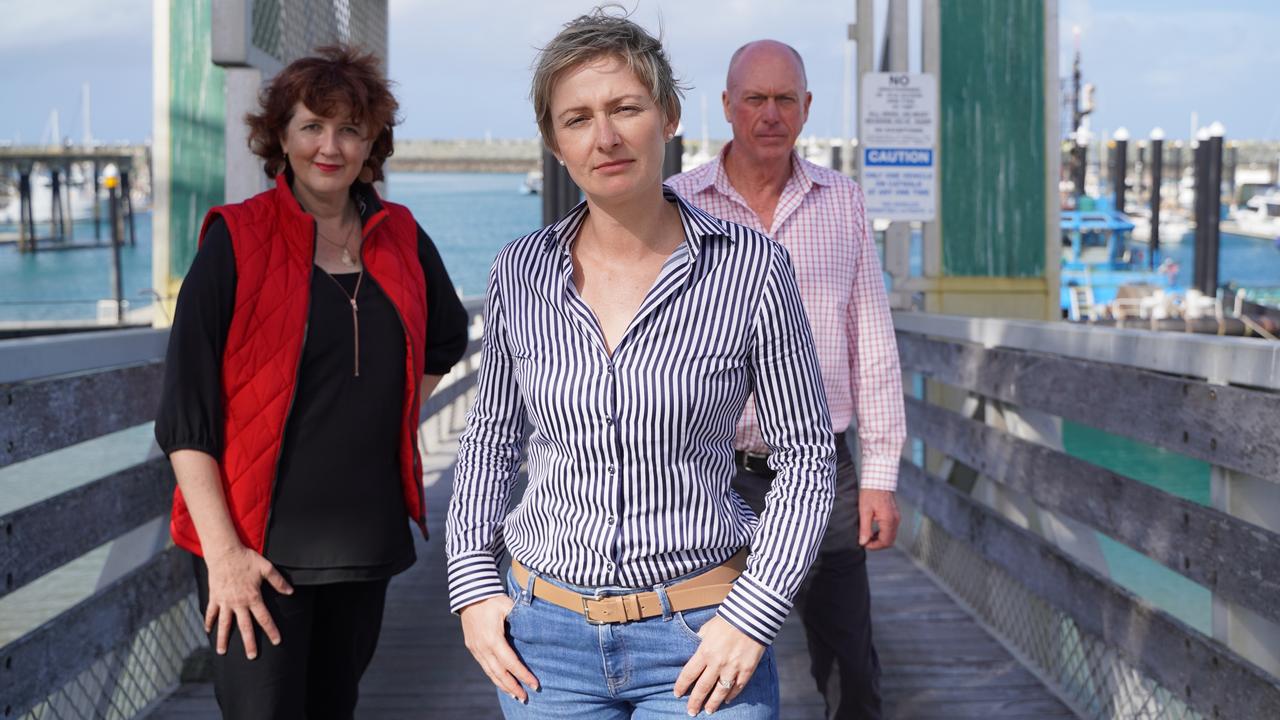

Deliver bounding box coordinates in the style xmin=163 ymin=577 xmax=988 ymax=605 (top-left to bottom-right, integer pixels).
xmin=510 ymin=551 xmax=747 ymax=625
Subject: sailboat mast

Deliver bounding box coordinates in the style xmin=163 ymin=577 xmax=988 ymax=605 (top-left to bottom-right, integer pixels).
xmin=700 ymin=94 xmax=709 ymax=156
xmin=82 ymin=83 xmax=93 ymax=146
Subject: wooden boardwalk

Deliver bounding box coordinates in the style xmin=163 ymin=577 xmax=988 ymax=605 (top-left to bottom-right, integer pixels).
xmin=150 ymin=432 xmax=1072 ymax=719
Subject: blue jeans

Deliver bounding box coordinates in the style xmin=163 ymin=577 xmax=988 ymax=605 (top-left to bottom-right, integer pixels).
xmin=497 ymin=565 xmax=779 ymax=718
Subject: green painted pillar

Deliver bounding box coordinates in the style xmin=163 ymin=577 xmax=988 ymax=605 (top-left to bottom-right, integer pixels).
xmin=168 ymin=0 xmax=226 ymax=278
xmin=939 ymin=0 xmax=1047 ymax=279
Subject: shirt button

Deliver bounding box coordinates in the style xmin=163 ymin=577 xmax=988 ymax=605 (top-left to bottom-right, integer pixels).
xmin=606 ymin=417 xmax=614 ymax=425
xmin=606 ymin=516 xmax=615 ymax=525
xmin=607 ymin=465 xmax=615 ymax=474
xmin=606 ymin=365 xmax=614 ymax=374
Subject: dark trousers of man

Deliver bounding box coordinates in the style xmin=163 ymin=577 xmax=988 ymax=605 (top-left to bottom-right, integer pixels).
xmin=732 ymin=441 xmax=882 ymax=720
xmin=193 ymin=557 xmax=390 ymax=720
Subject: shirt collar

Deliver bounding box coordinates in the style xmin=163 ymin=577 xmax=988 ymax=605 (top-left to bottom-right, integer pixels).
xmin=542 ymin=185 xmax=732 ymax=259
xmin=701 ymin=141 xmax=834 ymax=200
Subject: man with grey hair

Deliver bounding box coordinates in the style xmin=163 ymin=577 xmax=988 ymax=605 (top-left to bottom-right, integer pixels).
xmin=667 ymin=39 xmax=906 ymax=720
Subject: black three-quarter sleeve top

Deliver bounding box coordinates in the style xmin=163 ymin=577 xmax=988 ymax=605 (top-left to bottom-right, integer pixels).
xmin=155 ymin=185 xmax=469 ymax=586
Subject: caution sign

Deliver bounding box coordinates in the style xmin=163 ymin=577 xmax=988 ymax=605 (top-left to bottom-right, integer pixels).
xmin=860 ymin=73 xmax=936 ymax=221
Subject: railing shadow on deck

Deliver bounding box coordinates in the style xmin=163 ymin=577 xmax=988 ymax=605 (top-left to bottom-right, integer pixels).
xmin=0 ymin=297 xmax=486 ymax=720
xmin=890 ymin=311 xmax=1280 ymax=720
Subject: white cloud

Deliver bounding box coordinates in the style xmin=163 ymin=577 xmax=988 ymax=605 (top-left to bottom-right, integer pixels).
xmin=0 ymin=0 xmax=151 ymax=52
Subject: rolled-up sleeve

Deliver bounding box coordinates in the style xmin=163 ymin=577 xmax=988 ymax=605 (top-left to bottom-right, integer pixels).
xmin=717 ymin=244 xmax=836 ymax=646
xmin=418 ymin=225 xmax=469 ymax=376
xmin=444 ymin=262 xmax=527 ymax=613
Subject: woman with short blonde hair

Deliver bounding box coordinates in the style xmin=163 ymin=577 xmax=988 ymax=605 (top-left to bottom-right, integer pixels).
xmin=447 ymin=8 xmax=836 ymax=718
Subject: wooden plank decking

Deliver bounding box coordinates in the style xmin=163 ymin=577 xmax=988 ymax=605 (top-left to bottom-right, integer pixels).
xmin=149 ymin=431 xmax=1072 ymax=719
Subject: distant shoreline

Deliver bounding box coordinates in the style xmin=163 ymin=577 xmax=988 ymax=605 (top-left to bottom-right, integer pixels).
xmin=385 ymin=159 xmax=538 ymax=173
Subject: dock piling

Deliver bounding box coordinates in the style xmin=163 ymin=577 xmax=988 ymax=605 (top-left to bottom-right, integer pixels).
xmin=64 ymin=164 xmax=75 ymax=243
xmin=1192 ymin=125 xmax=1225 ymax=296
xmin=17 ymin=170 xmax=33 ymax=252
xmin=1149 ymin=128 xmax=1164 ymax=267
xmin=1112 ymin=128 xmax=1129 ymax=213
xmin=1146 ymin=128 xmax=1167 ymax=263
xmin=92 ymin=160 xmax=102 ymax=241
xmin=541 ymin=148 xmax=581 ymax=227
xmin=662 ymin=134 xmax=683 ymax=179
xmin=106 ymin=172 xmax=124 ymax=324
xmin=121 ymin=169 xmax=136 ymax=247
xmin=1204 ymin=125 xmax=1224 ymax=295
xmin=1193 ymin=135 xmax=1207 ymax=292
xmin=50 ymin=167 xmax=64 ymax=241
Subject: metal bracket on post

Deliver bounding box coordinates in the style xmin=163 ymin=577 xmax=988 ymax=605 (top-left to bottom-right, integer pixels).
xmin=212 ymin=0 xmax=284 ymax=205
xmin=212 ymin=0 xmax=283 ymax=73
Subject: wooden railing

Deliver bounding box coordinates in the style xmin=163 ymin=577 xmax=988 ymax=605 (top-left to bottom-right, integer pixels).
xmin=0 ymin=297 xmax=484 ymax=719
xmin=8 ymin=300 xmax=1276 ymax=719
xmin=892 ymin=311 xmax=1280 ymax=719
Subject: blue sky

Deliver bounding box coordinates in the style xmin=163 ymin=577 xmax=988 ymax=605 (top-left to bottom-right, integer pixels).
xmin=1 ymin=0 xmax=1277 ymax=144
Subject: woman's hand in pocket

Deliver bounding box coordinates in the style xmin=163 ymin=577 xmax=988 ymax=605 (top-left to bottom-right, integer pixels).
xmin=674 ymin=615 xmax=765 ymax=715
xmin=460 ymin=595 xmax=540 ymax=703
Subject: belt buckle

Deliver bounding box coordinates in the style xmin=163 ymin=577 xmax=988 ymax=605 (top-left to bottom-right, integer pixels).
xmin=581 ymin=596 xmax=607 ymax=625
xmin=743 ymin=451 xmax=769 ymax=475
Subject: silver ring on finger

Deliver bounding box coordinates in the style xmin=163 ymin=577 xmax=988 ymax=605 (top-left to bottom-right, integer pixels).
xmin=716 ymin=677 xmax=734 ymax=690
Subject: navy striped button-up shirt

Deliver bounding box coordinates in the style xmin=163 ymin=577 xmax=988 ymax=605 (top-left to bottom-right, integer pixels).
xmin=446 ymin=189 xmax=836 ymax=645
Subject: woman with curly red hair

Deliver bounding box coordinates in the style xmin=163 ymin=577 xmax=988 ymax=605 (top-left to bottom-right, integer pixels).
xmin=155 ymin=45 xmax=468 ymax=718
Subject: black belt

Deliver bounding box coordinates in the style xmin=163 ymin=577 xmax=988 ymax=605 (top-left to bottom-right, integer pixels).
xmin=734 ymin=443 xmax=852 ymax=480
xmin=734 ymin=450 xmax=776 ymax=479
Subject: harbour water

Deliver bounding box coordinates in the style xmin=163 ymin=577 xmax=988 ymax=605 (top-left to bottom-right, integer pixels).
xmin=1 ymin=170 xmax=1273 ymax=635
xmin=6 ymin=172 xmax=1278 ymax=323
xmin=0 ymin=172 xmax=540 ymax=323
xmin=0 ymin=215 xmax=158 ymax=323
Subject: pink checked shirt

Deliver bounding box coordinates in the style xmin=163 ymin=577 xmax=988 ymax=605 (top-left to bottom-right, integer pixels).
xmin=667 ymin=146 xmax=905 ymax=492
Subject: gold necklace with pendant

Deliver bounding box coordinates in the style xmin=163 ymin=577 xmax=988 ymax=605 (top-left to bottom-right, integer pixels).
xmin=316 ymin=216 xmax=361 ymax=268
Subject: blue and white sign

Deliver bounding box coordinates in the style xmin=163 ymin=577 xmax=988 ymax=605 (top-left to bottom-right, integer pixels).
xmin=860 ymin=73 xmax=937 ymax=221
xmin=865 ymin=148 xmax=934 ymax=166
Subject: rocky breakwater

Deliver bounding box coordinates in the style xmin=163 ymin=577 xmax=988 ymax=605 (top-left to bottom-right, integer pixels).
xmin=389 ymin=139 xmax=542 ymax=173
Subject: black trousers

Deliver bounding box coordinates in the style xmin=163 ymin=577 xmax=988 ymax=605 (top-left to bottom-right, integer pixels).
xmin=193 ymin=556 xmax=390 ymax=720
xmin=732 ymin=444 xmax=883 ymax=720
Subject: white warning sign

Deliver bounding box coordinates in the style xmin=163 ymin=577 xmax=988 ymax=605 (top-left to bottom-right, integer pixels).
xmin=860 ymin=73 xmax=937 ymax=221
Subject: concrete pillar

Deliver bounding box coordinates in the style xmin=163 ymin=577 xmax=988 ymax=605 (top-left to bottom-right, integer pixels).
xmin=224 ymin=66 xmax=268 ymax=203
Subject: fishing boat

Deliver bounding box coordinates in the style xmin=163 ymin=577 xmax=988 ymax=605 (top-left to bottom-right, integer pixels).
xmin=1060 ymin=195 xmax=1177 ymax=318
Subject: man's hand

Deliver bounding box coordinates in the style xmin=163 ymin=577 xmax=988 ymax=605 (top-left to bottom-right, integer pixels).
xmin=674 ymin=615 xmax=766 ymax=715
xmin=858 ymin=489 xmax=899 ymax=550
xmin=459 ymin=595 xmax=540 ymax=703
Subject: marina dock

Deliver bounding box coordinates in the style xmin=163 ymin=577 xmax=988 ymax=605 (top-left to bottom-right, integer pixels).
xmin=4 ymin=302 xmax=1277 ymax=720
xmin=6 ymin=1 xmax=1280 ymax=718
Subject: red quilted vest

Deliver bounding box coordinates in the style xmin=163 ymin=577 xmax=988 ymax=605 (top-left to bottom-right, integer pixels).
xmin=170 ymin=174 xmax=429 ymax=557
